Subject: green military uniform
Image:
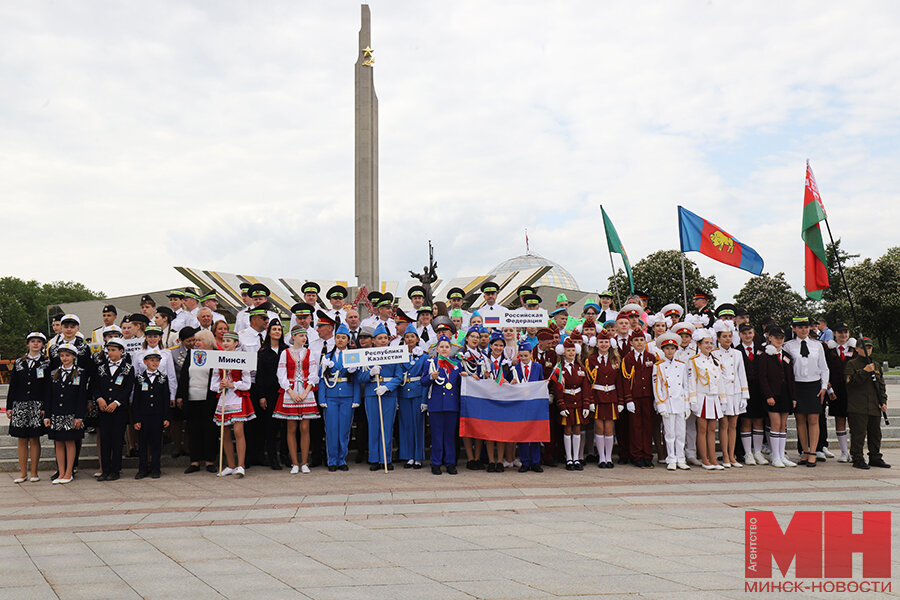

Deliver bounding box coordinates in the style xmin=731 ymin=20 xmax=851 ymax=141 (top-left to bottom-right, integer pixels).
xmin=844 ymin=349 xmax=888 ymax=466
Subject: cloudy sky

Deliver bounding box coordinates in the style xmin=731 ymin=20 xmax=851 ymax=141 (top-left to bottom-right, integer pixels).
xmin=2 ymin=1 xmax=898 ymax=303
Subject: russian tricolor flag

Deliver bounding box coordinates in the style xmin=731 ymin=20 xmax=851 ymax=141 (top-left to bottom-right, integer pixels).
xmin=678 ymin=206 xmax=764 ymax=275
xmin=460 ymin=378 xmax=550 ymax=443
xmin=484 ymin=315 xmax=500 ymax=326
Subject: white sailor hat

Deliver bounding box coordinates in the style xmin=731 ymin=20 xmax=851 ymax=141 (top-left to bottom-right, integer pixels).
xmin=103 ymin=325 xmax=123 ymax=335
xmin=105 ymin=338 xmax=126 ymax=350
xmin=61 ymin=314 xmax=80 ymax=325
xmin=26 ymin=332 xmax=47 ymax=343
xmin=57 ymin=342 xmax=79 ymax=355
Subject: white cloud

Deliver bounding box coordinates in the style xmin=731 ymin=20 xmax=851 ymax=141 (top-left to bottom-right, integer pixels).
xmin=1 ymin=1 xmax=898 ymax=307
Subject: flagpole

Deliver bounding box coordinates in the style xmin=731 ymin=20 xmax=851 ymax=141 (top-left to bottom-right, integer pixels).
xmin=607 ymin=250 xmax=622 ymax=307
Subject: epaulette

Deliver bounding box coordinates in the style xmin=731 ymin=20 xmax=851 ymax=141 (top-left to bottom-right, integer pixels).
xmin=673 ymin=358 xmax=685 ymax=364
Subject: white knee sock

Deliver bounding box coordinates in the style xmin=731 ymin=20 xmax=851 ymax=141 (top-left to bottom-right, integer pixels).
xmin=740 ymin=432 xmax=753 ymax=457
xmin=594 ymin=434 xmax=605 ymax=463
xmin=578 ymin=432 xmax=585 ymax=460
xmin=604 ymin=436 xmax=615 ymax=462
xmin=752 ymin=429 xmax=764 ymax=454
xmin=836 ymin=430 xmax=848 ymax=455
xmin=775 ymin=433 xmax=786 ymax=460
xmin=563 ymin=435 xmax=573 ymax=462
xmin=763 ymin=425 xmax=771 ymax=450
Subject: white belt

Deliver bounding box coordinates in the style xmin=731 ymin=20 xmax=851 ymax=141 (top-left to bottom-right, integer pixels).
xmin=563 ymin=389 xmax=579 ymax=395
xmin=592 ymin=384 xmax=615 ymax=392
xmin=406 ymin=376 xmax=421 ymax=382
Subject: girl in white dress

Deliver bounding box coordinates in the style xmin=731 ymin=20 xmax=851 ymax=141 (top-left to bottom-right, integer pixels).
xmin=274 ymin=327 xmax=320 ymax=474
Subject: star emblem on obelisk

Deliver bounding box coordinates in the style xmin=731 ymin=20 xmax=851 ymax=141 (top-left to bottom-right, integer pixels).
xmin=363 ymin=46 xmax=374 ymax=58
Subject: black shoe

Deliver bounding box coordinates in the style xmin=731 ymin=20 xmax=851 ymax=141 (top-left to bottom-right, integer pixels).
xmin=369 ymin=463 xmax=380 ymax=471
xmin=338 ymin=464 xmax=349 ymax=471
xmin=518 ymin=465 xmax=529 ymax=473
xmin=446 ymin=465 xmax=458 ymax=475
xmin=271 ymin=463 xmax=282 ymax=471
xmin=618 ymin=456 xmax=629 ymax=465
xmin=806 ymin=459 xmax=817 ymax=468
xmin=531 ymin=464 xmax=543 ymax=473
xmin=328 ymin=465 xmax=337 ymax=472
xmin=466 ymin=460 xmax=479 ymax=470
xmin=97 ymin=473 xmax=109 ymax=481
xmin=565 ymin=461 xmax=574 ymax=471
xmin=128 ymin=448 xmax=138 ymax=458
xmin=150 ymin=471 xmax=161 ymax=479
xmin=431 ymin=465 xmax=442 ymax=475
xmin=607 ymin=461 xmax=614 ymax=469
xmin=403 ymin=461 xmax=414 ymax=469
xmin=598 ymin=461 xmax=607 ymax=469
xmin=495 ymin=463 xmax=504 ymax=473
xmin=573 ymin=462 xmax=583 ymax=471
xmin=108 ymin=472 xmax=120 ymax=481
xmin=134 ymin=471 xmax=148 ymax=480
xmin=853 ymin=460 xmax=870 ymax=470
xmin=486 ymin=462 xmax=496 ymax=473
xmin=412 ymin=462 xmax=422 ymax=470
xmin=386 ymin=463 xmax=394 ymax=471
xmin=206 ymin=464 xmax=217 ymax=473
xmin=869 ymin=458 xmax=892 ymax=468
xmin=355 ymin=453 xmax=366 ymax=464
xmin=51 ymin=471 xmax=59 ymax=481
xmin=184 ymin=465 xmax=200 ymax=474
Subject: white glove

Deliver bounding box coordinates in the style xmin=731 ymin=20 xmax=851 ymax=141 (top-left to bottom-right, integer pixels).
xmin=739 ymin=399 xmax=747 ymax=412
xmin=560 ymin=409 xmax=570 ymax=417
xmin=626 ymin=402 xmax=635 ymax=413
xmin=322 ymin=358 xmax=335 ymax=369
xmin=420 ymin=403 xmax=428 ymax=413
xmin=347 ymin=367 xmax=358 ymax=373
xmin=581 ymin=409 xmax=590 ymax=419
xmin=617 ymin=404 xmax=624 ymax=412
xmin=690 ymin=400 xmax=698 ymax=413
xmin=684 ymin=407 xmax=692 ymax=420
xmin=352 ymin=403 xmax=360 ymax=409
xmin=319 ymin=402 xmax=328 ymax=408
xmin=659 ymin=409 xmax=669 ymax=418
xmin=588 ymin=403 xmax=595 ymax=412
xmin=375 ymin=385 xmax=388 ymax=396
xmin=369 ymin=365 xmax=381 ymax=376
xmin=412 ymin=346 xmax=424 ymax=357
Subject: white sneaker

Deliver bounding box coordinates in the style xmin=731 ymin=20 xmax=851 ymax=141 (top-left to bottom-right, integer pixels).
xmin=782 ymin=457 xmax=797 ymax=467
xmin=753 ymin=452 xmax=769 ymax=465
xmin=837 ymin=453 xmax=850 ymax=463
xmin=822 ymin=448 xmax=835 ymax=458
xmin=406 ymin=459 xmax=414 ymax=466
xmin=677 ymin=462 xmax=691 ymax=470
xmin=512 ymin=458 xmax=522 ymax=468
xmin=290 ymin=465 xmax=300 ymax=474
xmin=13 ymin=477 xmax=26 ymax=484
xmin=666 ymin=463 xmax=676 ymax=471
xmin=687 ymin=457 xmax=702 ymax=466
xmin=731 ymin=461 xmax=743 ymax=468
xmin=300 ymin=464 xmax=311 ymax=474
xmin=219 ymin=467 xmax=234 ymax=477
xmin=816 ymin=451 xmax=827 ymax=459
xmin=234 ymin=467 xmax=245 ymax=478
xmin=744 ymin=454 xmax=757 ymax=465
xmin=770 ymin=458 xmax=785 ymax=468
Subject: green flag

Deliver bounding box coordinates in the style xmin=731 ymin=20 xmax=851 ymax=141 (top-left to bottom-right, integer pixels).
xmin=802 ymin=162 xmax=829 ymax=300
xmin=601 ymin=206 xmax=634 ymax=294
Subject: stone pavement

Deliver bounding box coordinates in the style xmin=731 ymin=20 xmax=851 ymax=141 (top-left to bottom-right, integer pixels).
xmin=1 ymin=450 xmax=899 ymax=600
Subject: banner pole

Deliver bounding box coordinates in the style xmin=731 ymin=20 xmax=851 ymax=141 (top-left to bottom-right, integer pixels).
xmin=608 ymin=251 xmax=622 ymax=307
xmin=375 ymin=372 xmax=389 ymax=473
xmin=218 ymin=372 xmax=227 ymax=476
xmin=680 ymin=251 xmax=689 ymax=312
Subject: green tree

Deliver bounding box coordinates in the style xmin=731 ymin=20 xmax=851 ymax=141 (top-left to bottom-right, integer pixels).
xmin=608 ymin=250 xmax=717 ymax=311
xmin=733 ymin=272 xmax=810 ymax=330
xmin=0 ymin=278 xmax=104 ymax=359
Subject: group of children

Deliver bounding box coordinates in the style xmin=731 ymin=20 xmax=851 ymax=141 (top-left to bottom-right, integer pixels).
xmin=5 ymin=281 xmax=887 ymax=483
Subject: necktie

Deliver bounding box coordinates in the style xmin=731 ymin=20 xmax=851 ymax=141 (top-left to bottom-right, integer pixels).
xmin=422 ymin=328 xmax=430 ymax=342
xmin=800 ymin=340 xmax=809 ymax=358
xmin=259 ymin=333 xmax=265 ymax=345
xmin=524 ymin=365 xmax=530 ymax=380
xmin=494 ymin=360 xmax=499 ymax=371
xmin=747 ymin=347 xmax=754 ymax=361
xmin=778 ymin=353 xmax=783 ymax=364
xmin=839 ymin=347 xmax=845 ymax=360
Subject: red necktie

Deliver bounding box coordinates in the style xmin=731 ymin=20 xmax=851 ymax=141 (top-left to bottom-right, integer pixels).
xmin=778 ymin=353 xmax=783 ymax=364
xmin=524 ymin=365 xmax=530 ymax=380
xmin=839 ymin=347 xmax=845 ymax=360
xmin=747 ymin=348 xmax=754 ymax=361
xmin=494 ymin=360 xmax=499 ymax=371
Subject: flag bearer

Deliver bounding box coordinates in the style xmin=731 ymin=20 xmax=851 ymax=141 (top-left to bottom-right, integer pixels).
xmin=358 ymin=324 xmax=402 ymax=471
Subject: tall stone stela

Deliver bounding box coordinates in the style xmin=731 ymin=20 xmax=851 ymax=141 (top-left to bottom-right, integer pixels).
xmin=355 ymin=4 xmax=379 ymax=294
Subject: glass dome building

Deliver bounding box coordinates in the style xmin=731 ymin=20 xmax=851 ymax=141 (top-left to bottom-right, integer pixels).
xmin=488 ymin=252 xmax=580 ymax=290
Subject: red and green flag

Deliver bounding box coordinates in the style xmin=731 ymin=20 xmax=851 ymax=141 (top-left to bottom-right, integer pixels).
xmin=802 ymin=162 xmax=830 ymax=300
xmin=601 ymin=206 xmax=634 ymax=294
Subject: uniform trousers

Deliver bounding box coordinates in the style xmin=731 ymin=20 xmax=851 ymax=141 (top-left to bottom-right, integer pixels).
xmin=249 ymin=396 xmax=279 ymax=464
xmin=397 ymin=396 xmax=426 ymax=461
xmin=353 ymin=400 xmax=369 ymax=461
xmin=541 ymin=408 xmax=563 ymax=463
xmin=324 ymin=396 xmax=354 ymax=466
xmin=138 ymin=420 xmax=164 ymax=473
xmin=628 ymin=396 xmax=654 ymax=460
xmin=848 ymin=412 xmax=883 ymax=463
xmin=366 ymin=394 xmax=397 ymax=464
xmin=184 ymin=399 xmax=217 ymax=464
xmin=430 ymin=410 xmax=458 ymax=466
xmin=98 ymin=409 xmax=127 ymax=474
xmin=661 ymin=413 xmax=686 ymax=465
xmin=519 ymin=442 xmax=541 ymax=467
xmin=685 ymin=413 xmax=697 ymax=458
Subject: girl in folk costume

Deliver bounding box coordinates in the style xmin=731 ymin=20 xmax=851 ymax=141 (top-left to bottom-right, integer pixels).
xmin=757 ymin=326 xmax=797 ymax=468
xmin=652 ymin=332 xmax=691 ymax=471
xmin=459 ymin=326 xmax=489 ymax=470
xmin=551 ymin=336 xmax=590 ymax=471
xmin=712 ymin=321 xmax=749 ymax=468
xmin=274 ymin=326 xmax=320 ymax=474
xmin=43 ymin=344 xmax=86 ymax=484
xmin=585 ymin=329 xmax=624 ymax=469
xmin=211 ymin=332 xmax=255 ymax=478
xmin=484 ymin=330 xmax=514 ymax=472
xmin=8 ymin=333 xmax=50 ymax=483
xmin=686 ymin=328 xmax=728 ymax=470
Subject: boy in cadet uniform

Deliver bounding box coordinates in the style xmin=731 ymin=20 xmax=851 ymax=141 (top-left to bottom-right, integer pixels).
xmin=653 ymin=332 xmax=690 ymax=471
xmin=140 ymin=295 xmax=157 ymax=324
xmin=92 ymin=338 xmax=135 ymax=481
xmin=691 ymin=288 xmax=715 ymax=326
xmin=200 ymin=291 xmax=226 ymax=323
xmin=446 ymin=287 xmax=471 ymax=328
xmin=671 ymin=321 xmax=700 ymax=464
xmin=479 ymin=281 xmax=507 ymax=327
xmin=325 ymin=285 xmax=349 ymax=325
xmin=512 ymin=341 xmax=544 ymax=472
xmin=515 ymin=285 xmax=535 ymax=308
xmin=234 ymin=282 xmax=254 ymax=332
xmin=407 ymin=285 xmax=427 ymax=311
xmin=182 ymin=288 xmax=201 ymax=318
xmin=169 ymin=290 xmax=195 ymax=331
xmin=289 ymin=303 xmax=318 ymax=345
xmin=247 ymin=283 xmax=279 ymax=322
xmin=49 ymin=314 xmax=64 ymax=349
xmin=845 ymin=338 xmax=890 ymax=469
xmin=301 ymin=281 xmax=322 ymax=311
xmin=91 ymin=304 xmax=119 ymax=346
xmin=133 ymin=350 xmax=170 ymax=479
xmin=622 ymin=334 xmax=657 ymax=469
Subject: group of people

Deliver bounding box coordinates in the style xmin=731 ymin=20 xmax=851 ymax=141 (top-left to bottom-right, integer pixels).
xmin=5 ymin=280 xmax=890 ymax=484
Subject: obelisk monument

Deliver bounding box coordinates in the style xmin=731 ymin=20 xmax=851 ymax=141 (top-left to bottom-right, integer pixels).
xmin=354 ymin=4 xmax=379 ymax=294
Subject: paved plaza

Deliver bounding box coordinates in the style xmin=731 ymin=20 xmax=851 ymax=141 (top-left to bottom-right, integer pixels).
xmin=0 ymin=446 xmax=898 ymax=600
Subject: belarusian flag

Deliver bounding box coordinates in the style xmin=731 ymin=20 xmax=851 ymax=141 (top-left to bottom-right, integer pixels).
xmin=601 ymin=206 xmax=634 ymax=294
xmin=802 ymin=162 xmax=829 ymax=300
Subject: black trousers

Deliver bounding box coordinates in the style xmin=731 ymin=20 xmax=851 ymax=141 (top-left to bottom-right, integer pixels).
xmin=138 ymin=420 xmax=163 ymax=473
xmin=353 ymin=399 xmax=368 ymax=462
xmin=98 ymin=408 xmax=127 ymax=474
xmin=849 ymin=412 xmax=882 ymax=463
xmin=184 ymin=400 xmax=217 ymax=464
xmin=251 ymin=398 xmax=279 ymax=464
